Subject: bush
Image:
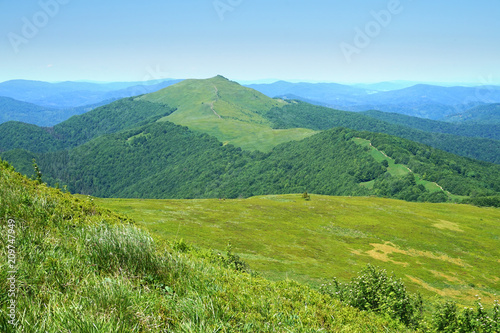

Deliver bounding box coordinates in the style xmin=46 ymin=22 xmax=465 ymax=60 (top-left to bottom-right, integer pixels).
xmin=434 ymin=299 xmax=500 ymax=332
xmin=320 ymin=264 xmax=423 ymax=327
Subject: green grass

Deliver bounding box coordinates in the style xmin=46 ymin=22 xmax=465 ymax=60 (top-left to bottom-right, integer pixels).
xmin=139 ymin=76 xmax=317 ymax=152
xmin=1 ymin=159 xmax=411 ymax=332
xmin=96 ymin=194 xmax=500 ymax=307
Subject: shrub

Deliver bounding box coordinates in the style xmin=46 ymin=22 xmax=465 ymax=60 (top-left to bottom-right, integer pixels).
xmin=434 ymin=299 xmax=500 ymax=332
xmin=320 ymin=264 xmax=423 ymax=327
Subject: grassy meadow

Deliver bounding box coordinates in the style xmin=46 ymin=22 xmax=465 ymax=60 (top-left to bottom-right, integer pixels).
xmin=96 ymin=194 xmax=500 ymax=307
xmin=1 ymin=159 xmax=412 ymax=332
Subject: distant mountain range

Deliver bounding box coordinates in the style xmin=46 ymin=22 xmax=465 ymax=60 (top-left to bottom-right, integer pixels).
xmin=0 ymin=79 xmax=182 ymax=108
xmin=2 ymin=78 xmax=499 ymax=127
xmin=246 ymin=82 xmax=500 ymax=121
xmin=445 ymin=103 xmax=500 ymax=124
xmin=0 ymin=79 xmax=182 ymax=126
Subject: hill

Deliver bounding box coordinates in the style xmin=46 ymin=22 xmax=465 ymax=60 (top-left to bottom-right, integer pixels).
xmin=1 ymin=159 xmax=413 ymax=332
xmin=0 ymin=98 xmax=176 ymax=153
xmin=445 ymin=103 xmax=500 ymax=124
xmin=362 ymin=110 xmax=500 ymax=141
xmin=0 ymin=97 xmax=79 ymax=127
xmin=249 ymin=81 xmax=500 ymax=120
xmin=0 ymin=79 xmax=182 ymax=108
xmin=246 ymin=81 xmax=369 ymax=104
xmin=3 ymin=122 xmax=499 ymax=204
xmin=1 ymin=77 xmax=500 ymax=204
xmin=139 ymin=75 xmax=317 ymax=151
xmin=0 ymin=77 xmax=316 ymax=154
xmin=2 ymin=77 xmax=498 ymax=164
xmin=265 ymin=101 xmax=500 ymax=163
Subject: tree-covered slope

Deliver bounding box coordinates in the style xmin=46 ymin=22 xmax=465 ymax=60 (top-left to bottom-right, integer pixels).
xmin=445 ymin=103 xmax=500 ymax=124
xmin=0 ymin=98 xmax=176 ymax=153
xmin=362 ymin=110 xmax=500 ymax=141
xmin=265 ymin=101 xmax=500 ymax=164
xmin=4 ymin=121 xmax=499 ymax=203
xmin=0 ymin=97 xmax=63 ymax=126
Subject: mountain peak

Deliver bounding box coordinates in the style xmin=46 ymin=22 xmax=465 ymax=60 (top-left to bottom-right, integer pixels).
xmin=213 ymin=75 xmax=229 ymax=81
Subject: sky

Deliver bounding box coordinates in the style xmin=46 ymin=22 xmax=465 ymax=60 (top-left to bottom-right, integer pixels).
xmin=1 ymin=0 xmax=499 ymax=84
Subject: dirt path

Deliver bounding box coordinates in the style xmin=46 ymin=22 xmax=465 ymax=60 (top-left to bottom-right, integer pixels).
xmin=210 ymin=85 xmax=222 ymax=119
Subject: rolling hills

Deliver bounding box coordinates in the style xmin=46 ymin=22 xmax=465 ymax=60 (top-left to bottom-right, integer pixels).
xmin=0 ymin=79 xmax=182 ymax=126
xmin=1 ymin=74 xmax=500 ymax=331
xmin=265 ymin=101 xmax=500 ymax=163
xmin=1 ymin=76 xmax=499 ymax=204
xmin=1 ymin=76 xmax=499 ymax=163
xmin=3 ymin=122 xmax=499 ymax=203
xmin=445 ymin=103 xmax=500 ymax=124
xmin=248 ymin=81 xmax=500 ymax=120
xmin=0 ymin=78 xmax=181 ymax=108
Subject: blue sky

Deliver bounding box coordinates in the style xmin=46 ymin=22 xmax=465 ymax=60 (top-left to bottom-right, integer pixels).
xmin=1 ymin=0 xmax=499 ymax=84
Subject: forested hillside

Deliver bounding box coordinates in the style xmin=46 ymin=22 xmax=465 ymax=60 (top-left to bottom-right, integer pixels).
xmin=445 ymin=103 xmax=500 ymax=124
xmin=3 ymin=121 xmax=499 ymax=204
xmin=362 ymin=110 xmax=500 ymax=140
xmin=1 ymin=77 xmax=499 ymax=205
xmin=0 ymin=98 xmax=175 ymax=153
xmin=265 ymin=101 xmax=500 ymax=164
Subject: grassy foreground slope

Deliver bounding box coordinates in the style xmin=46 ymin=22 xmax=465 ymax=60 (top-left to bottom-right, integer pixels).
xmin=97 ymin=194 xmax=500 ymax=307
xmin=0 ymin=159 xmax=409 ymax=332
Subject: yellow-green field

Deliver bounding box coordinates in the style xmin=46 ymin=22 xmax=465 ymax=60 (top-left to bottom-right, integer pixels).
xmin=95 ymin=194 xmax=500 ymax=307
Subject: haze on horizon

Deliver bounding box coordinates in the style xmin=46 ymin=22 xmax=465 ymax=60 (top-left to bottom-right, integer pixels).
xmin=1 ymin=0 xmax=499 ymax=85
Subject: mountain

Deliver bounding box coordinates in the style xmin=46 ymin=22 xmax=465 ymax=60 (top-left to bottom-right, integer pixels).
xmin=0 ymin=97 xmax=176 ymax=153
xmin=1 ymin=76 xmax=499 ymax=204
xmin=0 ymin=96 xmax=118 ymax=127
xmin=361 ymin=110 xmax=500 ymax=141
xmin=445 ymin=103 xmax=500 ymax=124
xmin=248 ymin=82 xmax=500 ymax=120
xmin=0 ymin=97 xmax=60 ymax=126
xmin=0 ymin=78 xmax=182 ymax=109
xmin=265 ymin=101 xmax=500 ymax=163
xmin=351 ymin=81 xmax=425 ymax=91
xmin=138 ymin=75 xmax=317 ymax=151
xmin=246 ymin=81 xmax=369 ymax=104
xmin=3 ymin=77 xmax=498 ymax=163
xmin=3 ymin=122 xmax=499 ymax=203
